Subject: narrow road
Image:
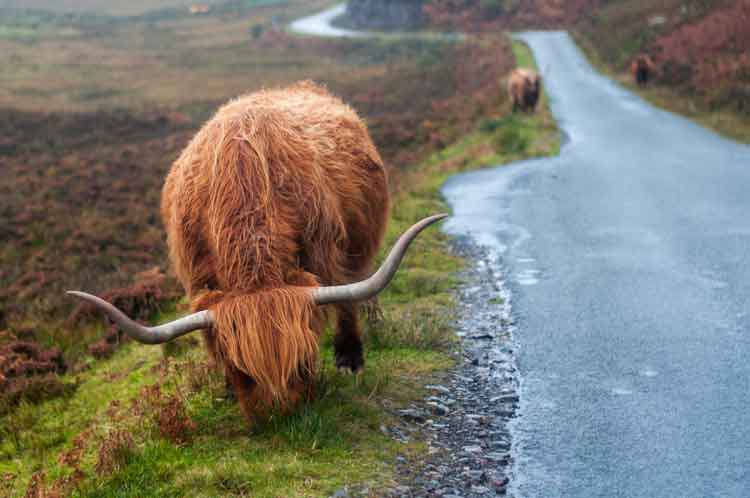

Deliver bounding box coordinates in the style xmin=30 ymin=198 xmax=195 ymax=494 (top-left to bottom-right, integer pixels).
xmin=443 ymin=31 xmax=750 ymax=498
xmin=289 ymin=4 xmax=367 ymax=38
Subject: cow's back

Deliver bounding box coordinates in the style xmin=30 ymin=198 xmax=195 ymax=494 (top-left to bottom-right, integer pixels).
xmin=161 ymin=82 xmax=389 ymax=297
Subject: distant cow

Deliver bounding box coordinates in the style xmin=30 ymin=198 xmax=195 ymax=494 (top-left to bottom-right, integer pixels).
xmin=631 ymin=54 xmax=656 ymax=87
xmin=508 ymin=68 xmax=542 ymax=113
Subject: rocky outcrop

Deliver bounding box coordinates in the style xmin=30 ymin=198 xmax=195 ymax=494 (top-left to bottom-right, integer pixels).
xmin=345 ymin=0 xmax=425 ymax=30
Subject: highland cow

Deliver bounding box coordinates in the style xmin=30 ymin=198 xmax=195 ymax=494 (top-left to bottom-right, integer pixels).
xmin=631 ymin=54 xmax=656 ymax=87
xmin=68 ymin=82 xmax=445 ymax=423
xmin=508 ymin=68 xmax=542 ymax=113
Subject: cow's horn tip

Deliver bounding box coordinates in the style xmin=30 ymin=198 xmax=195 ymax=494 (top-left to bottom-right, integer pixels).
xmin=66 ymin=290 xmax=95 ymax=301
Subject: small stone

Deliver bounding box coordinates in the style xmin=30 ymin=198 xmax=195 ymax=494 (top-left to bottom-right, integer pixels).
xmin=491 ymin=440 xmax=511 ymax=451
xmin=492 ymin=476 xmax=510 ymax=493
xmin=426 ymin=384 xmax=451 ymax=395
xmin=470 ymin=333 xmax=493 ymax=340
xmin=398 ymin=409 xmax=426 ymax=423
xmin=495 ymin=409 xmax=515 ymax=419
xmin=330 ymin=488 xmax=349 ymax=498
xmin=466 ymin=413 xmax=490 ymax=425
xmin=463 ymin=469 xmax=487 ymax=483
xmin=485 ymin=452 xmax=511 ymax=466
xmin=490 ymin=394 xmax=519 ymax=404
xmin=427 ymin=402 xmax=450 ymax=416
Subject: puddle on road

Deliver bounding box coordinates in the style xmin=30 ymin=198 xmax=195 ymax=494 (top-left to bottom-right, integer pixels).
xmin=639 ymin=368 xmax=659 ymax=378
xmin=517 ymin=268 xmax=541 ymax=286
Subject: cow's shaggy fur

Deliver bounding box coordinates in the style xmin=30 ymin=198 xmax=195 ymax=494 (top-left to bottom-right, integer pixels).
xmin=508 ymin=68 xmax=542 ymax=113
xmin=631 ymin=54 xmax=656 ymax=87
xmin=161 ymin=82 xmax=389 ymax=421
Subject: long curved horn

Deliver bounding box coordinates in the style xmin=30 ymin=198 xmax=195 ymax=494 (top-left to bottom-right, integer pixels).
xmin=66 ymin=291 xmax=214 ymax=344
xmin=311 ymin=213 xmax=448 ymax=305
xmin=66 ymin=213 xmax=448 ymax=342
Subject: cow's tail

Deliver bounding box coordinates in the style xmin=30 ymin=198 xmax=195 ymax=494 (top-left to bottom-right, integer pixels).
xmin=192 ymin=284 xmax=322 ymax=409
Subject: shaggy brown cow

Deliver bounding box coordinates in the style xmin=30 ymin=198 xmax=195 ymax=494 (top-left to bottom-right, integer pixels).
xmin=508 ymin=68 xmax=542 ymax=113
xmin=68 ymin=81 xmax=445 ymax=422
xmin=631 ymin=54 xmax=656 ymax=87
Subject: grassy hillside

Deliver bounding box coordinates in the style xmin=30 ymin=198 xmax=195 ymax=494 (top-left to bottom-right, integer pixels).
xmin=573 ymin=0 xmax=750 ymax=142
xmin=0 ymin=0 xmax=561 ymax=494
xmin=0 ymin=0 xmax=288 ymax=17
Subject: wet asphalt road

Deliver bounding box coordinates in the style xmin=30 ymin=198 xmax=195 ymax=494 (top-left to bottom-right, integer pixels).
xmin=443 ymin=32 xmax=750 ymax=498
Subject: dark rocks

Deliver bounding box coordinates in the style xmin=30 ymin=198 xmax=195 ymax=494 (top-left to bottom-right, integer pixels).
xmin=471 ymin=485 xmax=491 ymax=494
xmin=382 ymin=240 xmax=521 ymax=498
xmin=469 ymin=333 xmax=493 ymax=341
xmin=490 ymin=394 xmax=519 ymax=404
xmin=426 ymin=384 xmax=451 ymax=395
xmin=426 ymin=401 xmax=450 ymax=416
xmin=398 ymin=408 xmax=427 ymax=424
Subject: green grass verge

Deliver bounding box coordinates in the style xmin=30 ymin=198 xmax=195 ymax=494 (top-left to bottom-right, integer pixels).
xmin=0 ymin=38 xmax=559 ymax=498
xmin=571 ymin=30 xmax=750 ymax=144
xmin=511 ymin=40 xmax=536 ymax=70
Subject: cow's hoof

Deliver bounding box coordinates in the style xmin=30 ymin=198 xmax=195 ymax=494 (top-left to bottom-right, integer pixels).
xmin=335 ymin=352 xmax=364 ymax=374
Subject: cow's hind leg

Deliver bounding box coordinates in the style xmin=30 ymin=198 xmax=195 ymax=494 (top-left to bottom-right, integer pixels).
xmin=334 ymin=303 xmax=364 ymax=374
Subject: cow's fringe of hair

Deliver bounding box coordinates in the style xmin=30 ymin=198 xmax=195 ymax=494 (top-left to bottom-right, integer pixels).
xmin=192 ymin=287 xmax=321 ymax=406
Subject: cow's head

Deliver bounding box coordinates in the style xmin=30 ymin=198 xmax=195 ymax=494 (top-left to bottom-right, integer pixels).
xmin=527 ymin=73 xmax=542 ymax=95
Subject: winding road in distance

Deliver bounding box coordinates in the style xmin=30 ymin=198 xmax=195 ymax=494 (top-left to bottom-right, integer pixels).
xmin=443 ymin=32 xmax=750 ymax=498
xmin=290 ymin=3 xmax=368 ymax=37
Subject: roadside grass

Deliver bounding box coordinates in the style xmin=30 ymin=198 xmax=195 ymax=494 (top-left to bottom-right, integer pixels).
xmin=571 ymin=30 xmax=750 ymax=144
xmin=1 ymin=144 xmax=464 ymax=497
xmin=0 ymin=312 xmax=446 ymax=497
xmin=511 ymin=40 xmax=537 ymax=71
xmin=0 ymin=27 xmax=558 ymax=497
